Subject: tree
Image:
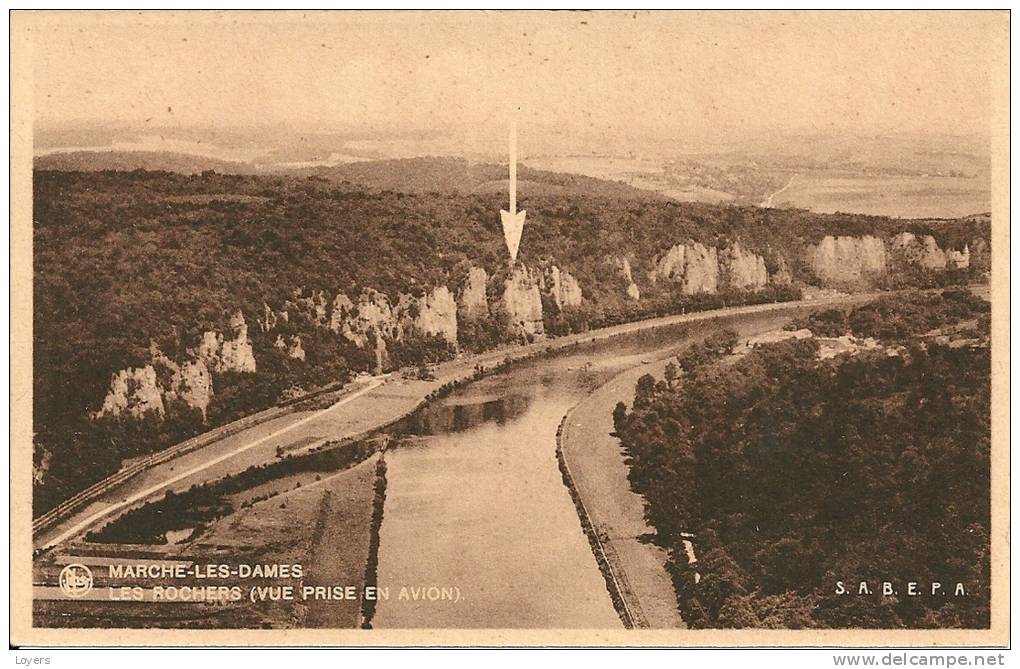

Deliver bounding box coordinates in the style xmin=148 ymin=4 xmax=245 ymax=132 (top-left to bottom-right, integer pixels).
xmin=664 ymin=361 xmax=679 ymax=389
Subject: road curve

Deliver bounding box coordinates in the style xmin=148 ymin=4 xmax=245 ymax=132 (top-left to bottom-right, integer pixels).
xmin=39 ymin=379 xmax=385 ymax=549
xmin=34 ymin=291 xmax=886 ymax=552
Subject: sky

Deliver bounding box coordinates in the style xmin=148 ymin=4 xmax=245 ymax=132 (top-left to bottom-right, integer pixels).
xmin=21 ymin=11 xmax=1007 ymax=153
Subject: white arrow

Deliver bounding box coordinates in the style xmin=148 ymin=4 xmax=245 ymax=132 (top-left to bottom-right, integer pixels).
xmin=500 ymin=120 xmax=527 ymax=263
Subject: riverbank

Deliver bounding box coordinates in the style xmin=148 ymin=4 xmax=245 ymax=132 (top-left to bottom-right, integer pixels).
xmin=36 ymin=291 xmax=885 ymax=552
xmin=556 ymin=305 xmax=862 ymax=628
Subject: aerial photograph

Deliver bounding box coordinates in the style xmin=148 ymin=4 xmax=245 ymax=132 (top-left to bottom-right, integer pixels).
xmin=12 ymin=10 xmax=1007 ymax=648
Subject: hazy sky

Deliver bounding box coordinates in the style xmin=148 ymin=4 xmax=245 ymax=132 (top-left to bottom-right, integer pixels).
xmin=24 ymin=11 xmax=1006 ymax=148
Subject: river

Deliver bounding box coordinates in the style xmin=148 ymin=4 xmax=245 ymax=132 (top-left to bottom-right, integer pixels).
xmin=368 ymin=296 xmax=903 ymax=629
xmin=372 ymin=349 xmax=630 ymax=628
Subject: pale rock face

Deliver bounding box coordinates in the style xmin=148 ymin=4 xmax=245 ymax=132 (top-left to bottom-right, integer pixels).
xmin=33 ymin=445 xmax=52 ymax=485
xmin=173 ymin=359 xmax=213 ymax=417
xmin=808 ymin=235 xmax=887 ymax=284
xmin=458 ymin=267 xmax=490 ymax=321
xmin=770 ymin=255 xmax=793 ymax=285
xmin=151 ymin=344 xmax=213 ymax=418
xmin=547 ymin=265 xmax=583 ymax=310
xmin=650 ymin=242 xmax=720 ymax=294
xmin=257 ymin=302 xmax=278 ymax=332
xmin=97 ymin=365 xmax=166 ymax=419
xmin=275 ymin=335 xmax=306 ymax=361
xmin=649 ymin=244 xmax=686 ymax=284
xmin=947 ymin=245 xmax=970 ymax=269
xmin=219 ymin=310 xmax=257 ymax=373
xmin=414 ymin=285 xmax=458 ymax=345
xmin=340 ymin=289 xmax=402 ymax=348
xmin=329 ymin=292 xmax=356 ymax=333
xmin=720 ymin=243 xmax=769 ymax=290
xmin=198 ymin=310 xmax=257 ymax=373
xmin=681 ymin=243 xmax=719 ymax=294
xmin=891 ymin=232 xmax=947 ymax=270
xmin=502 ymin=265 xmax=545 ymax=339
xmin=616 ymin=257 xmax=641 ymax=300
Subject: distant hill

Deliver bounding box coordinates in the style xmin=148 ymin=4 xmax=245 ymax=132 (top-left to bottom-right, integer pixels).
xmin=298 ymin=156 xmax=664 ymax=201
xmin=34 ymin=150 xmax=253 ymax=175
xmin=35 ymin=152 xmax=663 ymax=201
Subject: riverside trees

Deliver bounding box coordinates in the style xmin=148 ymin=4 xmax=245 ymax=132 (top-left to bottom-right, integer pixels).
xmin=615 ymin=291 xmax=991 ymax=628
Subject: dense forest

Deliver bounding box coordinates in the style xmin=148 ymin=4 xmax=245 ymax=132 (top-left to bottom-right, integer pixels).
xmin=615 ymin=290 xmax=991 ymax=628
xmin=33 ymin=166 xmax=989 ymax=513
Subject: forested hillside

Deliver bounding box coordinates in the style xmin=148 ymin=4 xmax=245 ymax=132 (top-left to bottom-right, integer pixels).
xmin=615 ymin=290 xmax=991 ymax=628
xmin=33 ymin=167 xmax=989 ymax=513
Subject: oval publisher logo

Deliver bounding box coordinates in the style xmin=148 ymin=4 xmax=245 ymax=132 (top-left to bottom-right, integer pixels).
xmin=58 ymin=563 xmax=93 ymax=598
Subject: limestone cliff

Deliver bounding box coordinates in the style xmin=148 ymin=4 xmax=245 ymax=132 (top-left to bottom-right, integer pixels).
xmin=275 ymin=335 xmax=306 ymax=361
xmin=546 ymin=265 xmax=583 ymax=310
xmin=616 ymin=257 xmax=641 ymax=300
xmin=650 ymin=242 xmax=720 ymax=294
xmin=502 ymin=265 xmax=545 ymax=339
xmin=337 ymin=288 xmax=402 ymax=348
xmin=329 ymin=292 xmax=356 ymax=333
xmin=947 ymin=246 xmax=971 ymax=270
xmin=257 ymin=302 xmax=278 ymax=332
xmin=807 ymin=235 xmax=887 ymax=285
xmin=96 ymin=365 xmax=166 ymax=419
xmin=171 ymin=359 xmax=214 ymax=416
xmin=198 ymin=310 xmax=257 ymax=373
xmin=411 ymin=285 xmax=459 ymax=346
xmin=458 ymin=267 xmax=489 ymax=320
xmin=155 ymin=347 xmax=212 ymax=417
xmin=720 ymin=243 xmax=769 ymax=290
xmin=649 ymin=244 xmax=686 ymax=284
xmin=891 ymin=232 xmax=947 ymax=270
xmin=769 ymin=254 xmax=793 ymax=285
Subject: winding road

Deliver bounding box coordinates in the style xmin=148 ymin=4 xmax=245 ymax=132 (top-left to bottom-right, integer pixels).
xmin=34 ymin=291 xmax=884 ymax=553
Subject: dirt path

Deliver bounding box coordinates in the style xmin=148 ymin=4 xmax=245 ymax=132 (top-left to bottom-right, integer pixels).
xmin=37 ymin=292 xmax=881 ymax=552
xmin=558 ymin=308 xmax=830 ymax=628
xmin=560 ymin=358 xmax=684 ymax=628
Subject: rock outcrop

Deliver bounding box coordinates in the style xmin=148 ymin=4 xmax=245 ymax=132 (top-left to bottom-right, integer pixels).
xmin=275 ymin=335 xmax=306 ymax=361
xmin=329 ymin=292 xmax=356 ymax=333
xmin=337 ymin=289 xmax=401 ymax=348
xmin=502 ymin=265 xmax=545 ymax=339
xmin=170 ymin=359 xmax=213 ymax=416
xmin=546 ymin=265 xmax=583 ymax=310
xmin=947 ymin=245 xmax=970 ymax=269
xmin=96 ymin=365 xmax=166 ymax=419
xmin=412 ymin=286 xmax=458 ymax=346
xmin=616 ymin=257 xmax=641 ymax=300
xmin=333 ymin=285 xmax=457 ymax=348
xmin=891 ymin=232 xmax=973 ymax=271
xmin=257 ymin=302 xmax=278 ymax=332
xmin=769 ymin=254 xmax=793 ymax=285
xmin=720 ymin=243 xmax=769 ymax=290
xmin=458 ymin=267 xmax=489 ymax=320
xmin=808 ymin=235 xmax=887 ymax=285
xmin=198 ymin=310 xmax=257 ymax=373
xmin=891 ymin=232 xmax=947 ymax=270
xmin=650 ymin=242 xmax=720 ymax=294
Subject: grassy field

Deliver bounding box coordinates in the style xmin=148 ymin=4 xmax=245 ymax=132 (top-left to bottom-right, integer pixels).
xmin=34 ymin=455 xmax=380 ymax=629
xmin=776 ymin=172 xmax=990 ymax=219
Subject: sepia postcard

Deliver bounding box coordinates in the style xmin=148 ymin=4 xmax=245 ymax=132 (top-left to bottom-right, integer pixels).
xmin=9 ymin=9 xmax=1010 ymax=648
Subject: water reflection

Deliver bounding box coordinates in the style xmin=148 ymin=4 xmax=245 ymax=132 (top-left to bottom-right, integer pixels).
xmin=373 ymin=359 xmax=623 ymax=629
xmin=395 ymin=393 xmax=533 ymax=436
